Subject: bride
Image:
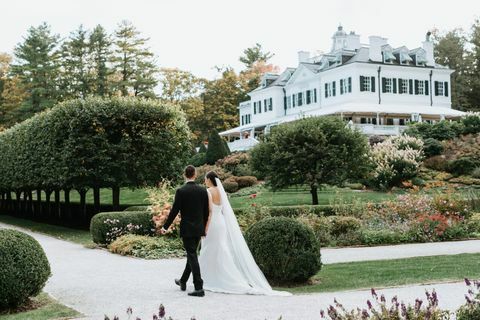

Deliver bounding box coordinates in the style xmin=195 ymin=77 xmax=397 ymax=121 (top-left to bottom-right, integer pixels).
xmin=198 ymin=171 xmax=290 ymax=296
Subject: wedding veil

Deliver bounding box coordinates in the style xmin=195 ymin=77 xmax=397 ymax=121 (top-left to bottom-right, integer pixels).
xmin=215 ymin=178 xmax=291 ymax=296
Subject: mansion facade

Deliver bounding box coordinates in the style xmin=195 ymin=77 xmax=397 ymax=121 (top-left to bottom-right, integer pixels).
xmin=220 ymin=26 xmax=464 ymax=152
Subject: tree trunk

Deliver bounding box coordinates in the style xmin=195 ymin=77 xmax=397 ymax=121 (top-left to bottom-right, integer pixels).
xmin=15 ymin=191 xmax=21 ymax=215
xmin=6 ymin=191 xmax=12 ymax=212
xmin=36 ymin=189 xmax=42 ymax=218
xmin=310 ymin=184 xmax=319 ymax=205
xmin=45 ymin=190 xmax=52 ymax=220
xmin=112 ymin=186 xmax=120 ymax=211
xmin=78 ymin=189 xmax=87 ymax=224
xmin=64 ymin=189 xmax=71 ymax=222
xmin=93 ymin=186 xmax=100 ymax=213
xmin=54 ymin=189 xmax=61 ymax=219
xmin=27 ymin=190 xmax=33 ymax=217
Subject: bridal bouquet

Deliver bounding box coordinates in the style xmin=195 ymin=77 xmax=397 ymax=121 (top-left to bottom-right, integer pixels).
xmin=146 ymin=180 xmax=180 ymax=237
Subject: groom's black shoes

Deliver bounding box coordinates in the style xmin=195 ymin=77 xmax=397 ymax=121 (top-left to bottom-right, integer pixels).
xmin=188 ymin=289 xmax=205 ymax=297
xmin=175 ymin=279 xmax=186 ymax=291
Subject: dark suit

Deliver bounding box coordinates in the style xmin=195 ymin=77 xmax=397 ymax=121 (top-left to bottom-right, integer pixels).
xmin=163 ymin=181 xmax=209 ymax=290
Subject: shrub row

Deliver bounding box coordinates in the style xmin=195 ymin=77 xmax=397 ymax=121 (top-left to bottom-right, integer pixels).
xmin=90 ymin=211 xmax=156 ymax=245
xmin=235 ymin=205 xmax=338 ymax=217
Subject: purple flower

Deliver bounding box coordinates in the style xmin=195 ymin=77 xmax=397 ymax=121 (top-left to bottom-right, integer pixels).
xmin=153 ymin=315 xmax=159 ymax=320
xmin=127 ymin=307 xmax=133 ymax=315
xmin=465 ymin=278 xmax=472 ymax=286
xmin=367 ymin=300 xmax=373 ymax=310
xmin=320 ymin=310 xmax=325 ymax=318
xmin=158 ymin=304 xmax=166 ymax=318
xmin=371 ymin=288 xmax=377 ymax=297
xmin=361 ymin=309 xmax=369 ymax=319
xmin=380 ymin=294 xmax=386 ymax=303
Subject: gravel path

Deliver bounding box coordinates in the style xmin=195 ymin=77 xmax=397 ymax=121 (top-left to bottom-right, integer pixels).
xmin=1 ymin=222 xmax=479 ymax=320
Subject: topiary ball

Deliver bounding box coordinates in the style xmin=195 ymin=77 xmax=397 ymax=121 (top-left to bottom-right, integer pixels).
xmin=244 ymin=216 xmax=321 ymax=285
xmin=0 ymin=229 xmax=51 ymax=310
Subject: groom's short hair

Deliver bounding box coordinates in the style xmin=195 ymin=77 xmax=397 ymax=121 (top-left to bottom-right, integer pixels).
xmin=184 ymin=165 xmax=196 ymax=179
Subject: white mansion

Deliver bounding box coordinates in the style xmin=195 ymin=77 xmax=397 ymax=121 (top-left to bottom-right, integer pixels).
xmin=220 ymin=26 xmax=464 ymax=152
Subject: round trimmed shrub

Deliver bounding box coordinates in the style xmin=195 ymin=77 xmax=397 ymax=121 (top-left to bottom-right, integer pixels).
xmin=447 ymin=157 xmax=480 ymax=176
xmin=244 ymin=217 xmax=321 ymax=284
xmin=328 ymin=216 xmax=362 ymax=237
xmin=223 ymin=180 xmax=239 ymax=193
xmin=423 ymin=138 xmax=444 ymax=157
xmin=236 ymin=176 xmax=258 ymax=188
xmin=90 ymin=211 xmax=155 ymax=245
xmin=0 ymin=229 xmax=51 ymax=309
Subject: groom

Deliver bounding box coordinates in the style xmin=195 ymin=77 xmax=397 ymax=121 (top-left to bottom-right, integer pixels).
xmin=160 ymin=165 xmax=209 ymax=297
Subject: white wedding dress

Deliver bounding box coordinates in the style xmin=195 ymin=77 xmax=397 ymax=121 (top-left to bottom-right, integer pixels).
xmin=198 ymin=178 xmax=291 ymax=296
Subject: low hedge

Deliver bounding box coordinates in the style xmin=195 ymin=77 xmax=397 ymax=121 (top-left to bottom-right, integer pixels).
xmin=90 ymin=211 xmax=155 ymax=245
xmin=234 ymin=205 xmax=337 ymax=217
xmin=124 ymin=206 xmax=150 ymax=212
xmin=0 ymin=229 xmax=51 ymax=309
xmin=245 ymin=217 xmax=321 ymax=284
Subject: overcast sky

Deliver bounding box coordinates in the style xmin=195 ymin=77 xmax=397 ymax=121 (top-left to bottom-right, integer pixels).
xmin=1 ymin=0 xmax=479 ymax=79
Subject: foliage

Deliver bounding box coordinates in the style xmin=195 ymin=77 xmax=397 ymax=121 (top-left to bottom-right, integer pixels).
xmin=404 ymin=120 xmax=463 ymax=141
xmin=456 ymin=279 xmax=480 ymax=320
xmin=236 ymin=176 xmax=258 ymax=188
xmin=467 ymin=213 xmax=480 ymax=233
xmin=108 ymin=234 xmax=184 ymax=259
xmin=0 ymin=229 xmax=51 ymax=310
xmin=190 ymin=152 xmax=207 ymax=167
xmin=423 ymin=138 xmax=444 ymax=157
xmin=90 ymin=211 xmax=155 ymax=244
xmin=215 ymin=152 xmax=252 ymax=176
xmin=205 ymin=129 xmax=229 ymax=165
xmin=111 ymin=20 xmax=158 ymax=97
xmin=328 ymin=216 xmax=362 ymax=237
xmin=146 ymin=180 xmax=180 ymax=237
xmin=244 ymin=217 xmax=321 ymax=284
xmin=320 ymin=288 xmax=449 ymax=320
xmin=250 ymin=117 xmax=371 ymax=205
xmin=370 ymin=135 xmax=424 ymax=189
xmin=0 ymin=97 xmax=191 ymax=211
xmin=239 ymin=43 xmax=274 ymax=68
xmin=194 ymin=164 xmax=232 ymax=184
xmin=447 ymin=157 xmax=480 ymax=176
xmin=423 ymin=155 xmax=449 ymax=171
xmin=222 ymin=179 xmax=239 ymax=193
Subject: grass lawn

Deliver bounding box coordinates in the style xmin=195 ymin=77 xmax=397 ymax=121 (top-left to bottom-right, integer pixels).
xmin=0 ymin=215 xmax=93 ymax=246
xmin=229 ymin=188 xmax=398 ymax=208
xmin=0 ymin=292 xmax=81 ymax=320
xmin=280 ymin=253 xmax=480 ymax=293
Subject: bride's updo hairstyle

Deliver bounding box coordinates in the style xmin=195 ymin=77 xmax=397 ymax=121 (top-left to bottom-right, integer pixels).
xmin=206 ymin=171 xmax=219 ymax=187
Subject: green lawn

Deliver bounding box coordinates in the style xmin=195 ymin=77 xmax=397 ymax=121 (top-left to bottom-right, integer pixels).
xmin=0 ymin=215 xmax=93 ymax=246
xmin=229 ymin=188 xmax=398 ymax=208
xmin=280 ymin=253 xmax=480 ymax=293
xmin=0 ymin=292 xmax=81 ymax=320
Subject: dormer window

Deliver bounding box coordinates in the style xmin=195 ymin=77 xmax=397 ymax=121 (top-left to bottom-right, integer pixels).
xmin=399 ymin=52 xmax=413 ymax=65
xmin=383 ymin=50 xmax=396 ymax=63
xmin=415 ymin=51 xmax=427 ymax=66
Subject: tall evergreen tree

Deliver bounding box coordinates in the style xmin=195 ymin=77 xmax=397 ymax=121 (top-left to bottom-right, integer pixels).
xmin=206 ymin=129 xmax=229 ymax=165
xmin=111 ymin=20 xmax=158 ymax=97
xmin=239 ymin=43 xmax=274 ymax=68
xmin=59 ymin=25 xmax=91 ymax=99
xmin=11 ymin=22 xmax=60 ymax=112
xmin=434 ymin=29 xmax=471 ymax=110
xmin=89 ymin=25 xmax=112 ymax=97
xmin=467 ymin=19 xmax=480 ymax=110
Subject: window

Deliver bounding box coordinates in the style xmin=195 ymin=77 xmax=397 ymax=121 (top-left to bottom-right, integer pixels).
xmin=340 ymin=78 xmax=351 ymax=95
xmin=298 ymin=92 xmax=303 ymax=106
xmin=325 ymin=83 xmax=328 ymax=98
xmin=325 ymin=83 xmax=335 ymax=98
xmin=264 ymin=99 xmax=267 ymax=112
xmin=253 ymin=102 xmax=257 ymax=114
xmin=360 ymin=76 xmax=375 ymax=92
xmin=313 ymin=88 xmax=317 ymax=102
xmin=241 ymin=115 xmax=244 ymax=126
xmin=398 ymin=79 xmax=408 ymax=94
xmin=269 ymin=98 xmax=273 ymax=111
xmin=332 ymin=81 xmax=336 ymax=96
xmin=382 ymin=78 xmax=392 ymax=93
xmin=435 ymin=81 xmax=449 ymax=97
xmin=414 ymin=80 xmax=424 ymax=95
xmin=348 ymin=77 xmax=352 ymax=93
xmin=399 ymin=118 xmax=405 ymax=126
xmin=287 ymin=96 xmax=292 ymax=109
xmin=258 ymin=100 xmax=262 ymax=113
xmin=386 ymin=118 xmax=394 ymax=125
xmin=306 ymin=90 xmax=312 ymax=104
xmin=292 ymin=94 xmax=296 ymax=107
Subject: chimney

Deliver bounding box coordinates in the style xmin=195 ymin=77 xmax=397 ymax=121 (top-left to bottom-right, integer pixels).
xmin=298 ymin=51 xmax=310 ymax=63
xmin=345 ymin=31 xmax=361 ymax=50
xmin=368 ymin=36 xmax=387 ymax=62
xmin=422 ymin=31 xmax=435 ymax=67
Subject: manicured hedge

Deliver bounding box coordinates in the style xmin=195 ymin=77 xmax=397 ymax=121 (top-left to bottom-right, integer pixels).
xmin=0 ymin=97 xmax=191 ymax=225
xmin=90 ymin=211 xmax=156 ymax=245
xmin=245 ymin=217 xmax=321 ymax=284
xmin=235 ymin=205 xmax=337 ymax=217
xmin=0 ymin=229 xmax=51 ymax=309
xmin=124 ymin=206 xmax=150 ymax=212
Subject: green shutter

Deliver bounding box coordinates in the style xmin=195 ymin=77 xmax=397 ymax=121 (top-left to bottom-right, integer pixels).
xmin=444 ymin=81 xmax=449 ymax=97
xmin=414 ymin=80 xmax=419 ymax=95
xmin=398 ymin=78 xmax=403 ymax=94
xmin=434 ymin=81 xmax=439 ymax=96
xmin=409 ymin=79 xmax=413 ymax=94
xmin=348 ymin=77 xmax=352 ymax=92
xmin=360 ymin=76 xmax=365 ymax=92
xmin=393 ymin=78 xmax=397 ymax=93
xmin=371 ymin=76 xmax=375 ymax=92
xmin=333 ymin=81 xmax=336 ymax=96
xmin=425 ymin=80 xmax=429 ymax=95
xmin=340 ymin=79 xmax=344 ymax=94
xmin=382 ymin=77 xmax=386 ymax=93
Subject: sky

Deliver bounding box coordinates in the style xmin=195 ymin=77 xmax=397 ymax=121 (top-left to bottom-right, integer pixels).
xmin=1 ymin=0 xmax=479 ymax=79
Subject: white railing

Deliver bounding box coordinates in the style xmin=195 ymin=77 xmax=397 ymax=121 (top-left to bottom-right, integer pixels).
xmin=354 ymin=124 xmax=408 ymax=135
xmin=227 ymin=138 xmax=259 ymax=152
